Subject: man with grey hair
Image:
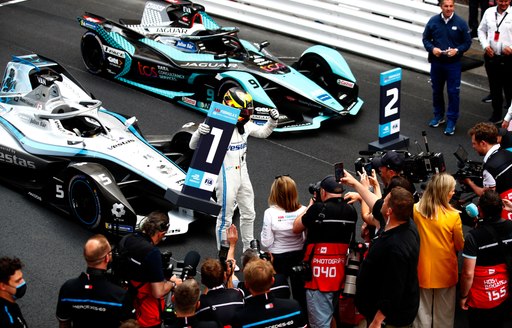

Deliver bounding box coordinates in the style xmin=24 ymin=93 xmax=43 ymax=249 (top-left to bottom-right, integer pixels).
xmin=56 ymin=234 xmax=133 ymax=327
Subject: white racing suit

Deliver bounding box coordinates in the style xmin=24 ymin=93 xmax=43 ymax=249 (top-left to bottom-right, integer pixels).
xmin=189 ymin=119 xmax=277 ymax=250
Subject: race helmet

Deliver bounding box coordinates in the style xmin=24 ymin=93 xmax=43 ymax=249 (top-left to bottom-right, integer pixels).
xmin=222 ymin=87 xmax=254 ymax=120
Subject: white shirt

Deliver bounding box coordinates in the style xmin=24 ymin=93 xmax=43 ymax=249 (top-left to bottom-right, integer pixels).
xmin=478 ymin=6 xmax=512 ymax=54
xmin=260 ymin=205 xmax=306 ymax=254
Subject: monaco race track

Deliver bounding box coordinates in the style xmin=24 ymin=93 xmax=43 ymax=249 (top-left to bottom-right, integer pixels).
xmin=0 ymin=0 xmax=496 ymax=327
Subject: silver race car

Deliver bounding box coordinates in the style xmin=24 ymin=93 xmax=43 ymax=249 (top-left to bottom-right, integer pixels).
xmin=0 ymin=54 xmax=218 ymax=235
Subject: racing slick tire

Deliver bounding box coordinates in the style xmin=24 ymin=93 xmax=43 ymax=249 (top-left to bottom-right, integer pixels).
xmin=81 ymin=32 xmax=105 ymax=75
xmin=297 ymin=54 xmax=335 ymax=93
xmin=215 ymin=79 xmax=244 ymax=103
xmin=68 ymin=174 xmax=103 ymax=230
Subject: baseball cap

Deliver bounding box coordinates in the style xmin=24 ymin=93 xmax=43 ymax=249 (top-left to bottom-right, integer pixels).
xmin=372 ymin=150 xmax=404 ymax=172
xmin=498 ymin=128 xmax=512 ymax=149
xmin=320 ymin=175 xmax=344 ymax=194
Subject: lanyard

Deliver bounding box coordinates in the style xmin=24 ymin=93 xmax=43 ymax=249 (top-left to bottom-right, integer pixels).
xmin=496 ymin=11 xmax=509 ymax=33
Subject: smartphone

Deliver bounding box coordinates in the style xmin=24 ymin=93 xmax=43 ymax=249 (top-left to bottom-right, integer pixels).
xmin=334 ymin=162 xmax=344 ymax=181
xmin=364 ymin=163 xmax=373 ymax=176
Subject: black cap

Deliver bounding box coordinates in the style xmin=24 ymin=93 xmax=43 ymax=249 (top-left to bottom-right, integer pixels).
xmin=372 ymin=150 xmax=404 ymax=172
xmin=320 ymin=175 xmax=344 ymax=194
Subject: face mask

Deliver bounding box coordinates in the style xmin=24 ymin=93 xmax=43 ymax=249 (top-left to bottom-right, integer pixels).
xmin=10 ymin=281 xmax=27 ymax=300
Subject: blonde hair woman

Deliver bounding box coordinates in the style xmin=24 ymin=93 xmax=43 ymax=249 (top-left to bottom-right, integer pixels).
xmin=260 ymin=175 xmax=306 ymax=310
xmin=413 ymin=173 xmax=464 ymax=328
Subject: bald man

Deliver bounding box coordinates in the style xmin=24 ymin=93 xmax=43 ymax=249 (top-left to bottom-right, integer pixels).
xmin=56 ymin=234 xmax=133 ymax=328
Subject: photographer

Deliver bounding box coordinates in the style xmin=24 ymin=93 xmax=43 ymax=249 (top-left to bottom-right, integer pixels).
xmin=116 ymin=211 xmax=182 ymax=328
xmin=292 ymin=175 xmax=357 ymax=328
xmin=464 ymin=123 xmax=512 ymax=218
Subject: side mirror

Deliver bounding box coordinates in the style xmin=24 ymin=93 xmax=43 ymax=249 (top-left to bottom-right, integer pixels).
xmin=125 ymin=116 xmax=138 ymax=130
xmin=259 ymin=41 xmax=270 ymax=52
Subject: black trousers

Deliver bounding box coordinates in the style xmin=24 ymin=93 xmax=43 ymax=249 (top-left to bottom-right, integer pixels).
xmin=484 ymin=54 xmax=512 ymax=118
xmin=469 ymin=0 xmax=492 ymax=34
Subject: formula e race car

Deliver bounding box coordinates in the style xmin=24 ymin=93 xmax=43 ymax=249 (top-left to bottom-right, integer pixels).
xmin=0 ymin=54 xmax=218 ymax=236
xmin=77 ymin=0 xmax=363 ymax=132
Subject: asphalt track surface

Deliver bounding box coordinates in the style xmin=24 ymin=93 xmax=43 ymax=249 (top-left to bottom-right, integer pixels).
xmin=0 ymin=0 xmax=503 ymax=327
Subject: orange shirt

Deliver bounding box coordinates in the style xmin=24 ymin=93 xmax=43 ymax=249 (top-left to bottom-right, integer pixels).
xmin=413 ymin=205 xmax=464 ymax=288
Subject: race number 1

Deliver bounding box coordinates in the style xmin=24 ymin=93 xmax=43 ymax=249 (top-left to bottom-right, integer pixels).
xmin=182 ymin=102 xmax=240 ymax=200
xmin=378 ymin=68 xmax=401 ymax=144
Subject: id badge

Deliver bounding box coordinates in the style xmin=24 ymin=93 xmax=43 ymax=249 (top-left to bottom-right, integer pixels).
xmin=495 ymin=31 xmax=500 ymax=42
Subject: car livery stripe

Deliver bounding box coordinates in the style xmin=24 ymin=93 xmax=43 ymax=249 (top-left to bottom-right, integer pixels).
xmin=60 ymin=298 xmax=123 ymax=307
xmin=199 ymin=12 xmax=221 ymax=29
xmin=115 ymin=77 xmax=193 ymax=99
xmin=0 ymin=117 xmax=177 ymax=191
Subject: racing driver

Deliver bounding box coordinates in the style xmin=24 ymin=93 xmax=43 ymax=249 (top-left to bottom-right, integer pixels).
xmin=189 ymin=87 xmax=279 ymax=251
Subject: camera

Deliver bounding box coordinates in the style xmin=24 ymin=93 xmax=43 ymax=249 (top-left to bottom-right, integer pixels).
xmin=291 ymin=261 xmax=313 ymax=282
xmin=161 ymin=251 xmax=174 ymax=280
xmin=249 ymin=239 xmax=272 ymax=261
xmin=452 ymin=145 xmax=483 ymax=191
xmin=343 ymin=241 xmax=367 ymax=297
xmin=308 ymin=181 xmax=321 ymax=196
xmin=218 ymin=240 xmax=233 ymax=270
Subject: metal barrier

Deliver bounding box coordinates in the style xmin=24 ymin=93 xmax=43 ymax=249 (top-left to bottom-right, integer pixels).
xmin=195 ymin=0 xmax=441 ymax=73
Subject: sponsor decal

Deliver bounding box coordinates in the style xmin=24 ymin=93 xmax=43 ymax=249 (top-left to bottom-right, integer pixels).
xmin=0 ymin=151 xmax=36 ymax=169
xmin=37 ymin=76 xmax=47 ymax=86
xmin=80 ymin=20 xmax=97 ymax=29
xmin=181 ymin=62 xmax=238 ymax=69
xmin=175 ymin=40 xmax=197 ymax=52
xmin=27 ymin=192 xmax=42 ymax=201
xmin=285 ymin=122 xmax=313 ymax=128
xmin=251 ymin=115 xmax=270 ymax=120
xmin=111 ymin=203 xmax=126 ymax=218
xmin=103 ymin=45 xmax=125 ymax=58
xmin=157 ymin=65 xmax=169 ymax=72
xmin=107 ymin=56 xmax=123 ymax=67
xmin=182 ymin=97 xmax=197 ymax=106
xmin=158 ymin=70 xmax=185 ymax=81
xmin=155 ymin=27 xmax=188 ymax=34
xmin=260 ymin=62 xmax=286 ymax=72
xmin=337 ymin=79 xmax=354 ymax=88
xmin=316 ymin=93 xmax=333 ymax=102
xmin=107 ymin=139 xmax=135 ymax=150
xmin=254 ymin=107 xmax=271 ymax=114
xmin=213 ymin=107 xmax=238 ymax=119
xmin=138 ymin=62 xmax=158 ymax=78
xmin=146 ymin=2 xmax=166 ymax=11
xmin=252 ymin=56 xmax=272 ymax=66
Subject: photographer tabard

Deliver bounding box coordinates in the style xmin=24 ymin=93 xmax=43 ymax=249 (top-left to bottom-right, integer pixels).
xmin=292 ymin=175 xmax=357 ymax=328
xmin=115 ymin=211 xmax=183 ymax=328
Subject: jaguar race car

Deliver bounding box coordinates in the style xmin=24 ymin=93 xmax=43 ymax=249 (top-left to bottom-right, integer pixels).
xmin=0 ymin=54 xmax=218 ymax=236
xmin=77 ymin=0 xmax=363 ymax=132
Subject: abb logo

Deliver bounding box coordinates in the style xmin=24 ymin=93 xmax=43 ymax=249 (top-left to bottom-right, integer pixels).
xmin=138 ymin=62 xmax=158 ymax=77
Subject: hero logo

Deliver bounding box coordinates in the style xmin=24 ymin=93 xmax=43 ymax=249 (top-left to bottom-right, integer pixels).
xmin=337 ymin=79 xmax=354 ymax=88
xmin=103 ymin=45 xmax=125 ymax=58
xmin=138 ymin=62 xmax=158 ymax=78
xmin=0 ymin=151 xmax=36 ymax=169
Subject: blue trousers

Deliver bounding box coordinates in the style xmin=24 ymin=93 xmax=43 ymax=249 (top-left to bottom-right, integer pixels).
xmin=430 ymin=61 xmax=461 ymax=124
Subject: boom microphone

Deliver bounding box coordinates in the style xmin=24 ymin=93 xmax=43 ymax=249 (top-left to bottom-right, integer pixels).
xmin=180 ymin=250 xmax=201 ymax=280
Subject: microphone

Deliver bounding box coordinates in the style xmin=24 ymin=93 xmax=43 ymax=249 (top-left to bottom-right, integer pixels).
xmin=180 ymin=250 xmax=201 ymax=280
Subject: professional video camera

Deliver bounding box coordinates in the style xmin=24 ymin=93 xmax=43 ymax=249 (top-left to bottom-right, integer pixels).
xmin=342 ymin=241 xmax=367 ymax=297
xmin=354 ymin=131 xmax=445 ymax=183
xmin=249 ymin=239 xmax=272 ymax=261
xmin=452 ymin=144 xmax=483 ymax=191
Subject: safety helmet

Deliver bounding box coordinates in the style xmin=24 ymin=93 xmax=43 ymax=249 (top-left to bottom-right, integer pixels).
xmin=222 ymin=87 xmax=254 ymax=120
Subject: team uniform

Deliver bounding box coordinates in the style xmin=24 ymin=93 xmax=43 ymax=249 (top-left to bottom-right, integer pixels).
xmin=189 ymin=119 xmax=276 ymax=250
xmin=56 ymin=268 xmax=132 ymax=328
xmin=0 ymin=298 xmax=27 ymax=328
xmin=165 ymin=315 xmax=220 ymax=328
xmin=231 ymin=293 xmax=307 ymax=328
xmin=462 ymin=218 xmax=512 ymax=327
xmin=301 ymin=197 xmax=357 ymax=328
xmin=195 ymin=286 xmax=244 ymax=326
xmin=482 ymin=145 xmax=512 ymax=219
xmin=118 ymin=232 xmax=166 ymax=327
xmin=238 ymin=273 xmax=291 ymax=300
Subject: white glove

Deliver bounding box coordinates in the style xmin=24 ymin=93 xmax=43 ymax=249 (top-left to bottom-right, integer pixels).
xmin=269 ymin=108 xmax=279 ymax=120
xmin=197 ymin=123 xmax=211 ymax=135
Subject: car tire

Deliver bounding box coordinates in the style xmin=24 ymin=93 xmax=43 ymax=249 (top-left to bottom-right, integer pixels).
xmin=297 ymin=54 xmax=334 ymax=91
xmin=68 ymin=174 xmax=102 ymax=230
xmin=216 ymin=80 xmax=243 ymax=103
xmin=81 ymin=32 xmax=105 ymax=75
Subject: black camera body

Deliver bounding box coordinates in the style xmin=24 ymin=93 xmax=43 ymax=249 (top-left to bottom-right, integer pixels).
xmin=402 ymin=151 xmax=445 ymax=183
xmin=249 ymin=239 xmax=272 ymax=261
xmin=308 ymin=181 xmax=321 ymax=196
xmin=161 ymin=251 xmax=174 ymax=280
xmin=291 ymin=261 xmax=313 ymax=281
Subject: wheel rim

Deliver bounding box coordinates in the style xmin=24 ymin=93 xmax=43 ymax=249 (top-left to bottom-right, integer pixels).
xmin=69 ymin=176 xmax=101 ymax=228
